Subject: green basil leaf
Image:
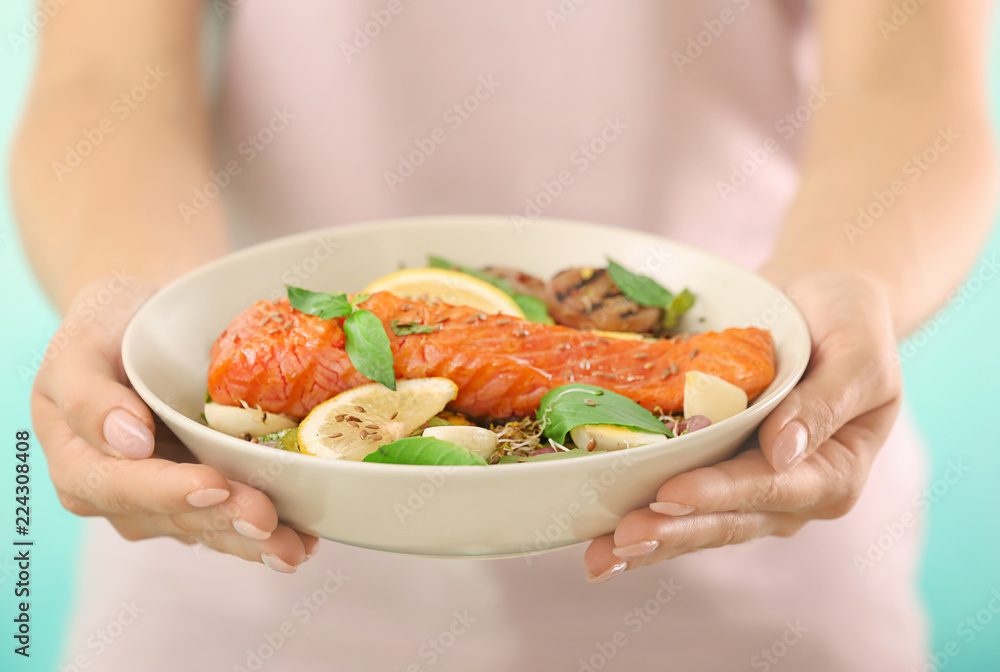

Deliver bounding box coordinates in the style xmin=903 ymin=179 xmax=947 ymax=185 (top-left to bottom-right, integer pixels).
xmin=350 ymin=293 xmax=371 ymax=308
xmin=344 ymin=309 xmax=397 ymax=391
xmin=390 ymin=319 xmax=438 ymax=336
xmin=537 ymin=384 xmax=671 ymax=443
xmin=606 ymin=259 xmax=673 ymax=307
xmin=286 ymin=285 xmax=352 ymax=319
xmin=363 ymin=436 xmax=488 ymax=465
xmin=661 ymin=288 xmax=696 ymax=330
xmin=205 ymin=389 xmax=212 ymax=403
xmin=497 ymin=448 xmax=605 ymax=463
xmin=512 ymin=294 xmax=555 ymax=325
xmin=429 ymin=256 xmax=555 ymax=324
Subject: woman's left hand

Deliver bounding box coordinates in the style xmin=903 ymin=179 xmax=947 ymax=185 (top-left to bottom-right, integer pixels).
xmin=583 ymin=270 xmax=903 ymax=583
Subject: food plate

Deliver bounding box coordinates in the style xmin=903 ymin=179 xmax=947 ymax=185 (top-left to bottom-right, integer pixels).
xmin=121 ymin=216 xmax=810 ymax=558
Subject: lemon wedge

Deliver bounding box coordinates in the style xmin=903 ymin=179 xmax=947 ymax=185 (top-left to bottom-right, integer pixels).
xmin=363 ymin=267 xmax=524 ymax=317
xmin=297 ymin=378 xmax=458 ymax=460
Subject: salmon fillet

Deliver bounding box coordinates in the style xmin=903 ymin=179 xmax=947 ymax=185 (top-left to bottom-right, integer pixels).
xmin=208 ymin=292 xmax=776 ymax=420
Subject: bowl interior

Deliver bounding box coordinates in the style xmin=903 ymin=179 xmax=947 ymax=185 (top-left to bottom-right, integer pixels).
xmin=125 ymin=216 xmax=807 ymax=426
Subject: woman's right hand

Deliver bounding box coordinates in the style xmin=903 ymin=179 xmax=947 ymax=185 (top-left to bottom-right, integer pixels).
xmin=31 ymin=277 xmax=318 ymax=573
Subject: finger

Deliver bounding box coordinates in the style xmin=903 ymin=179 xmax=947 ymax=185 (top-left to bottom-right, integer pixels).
xmin=649 ymin=448 xmax=830 ymax=516
xmin=652 ymin=400 xmax=900 ymax=520
xmin=192 ymin=524 xmax=310 ymax=572
xmin=136 ymin=479 xmax=279 ymax=540
xmin=36 ymin=341 xmax=156 ymax=460
xmin=584 ymin=509 xmax=791 ymax=580
xmin=39 ymin=406 xmax=231 ymax=516
xmin=758 ymin=338 xmax=900 ymax=473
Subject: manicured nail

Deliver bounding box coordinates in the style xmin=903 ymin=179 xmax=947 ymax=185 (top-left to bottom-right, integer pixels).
xmin=102 ymin=409 xmax=154 ymax=459
xmin=649 ymin=502 xmax=696 ymax=516
xmin=586 ymin=561 xmax=628 ymax=584
xmin=185 ymin=488 xmax=230 ymax=508
xmin=233 ymin=518 xmax=271 ymax=541
xmin=303 ymin=537 xmax=320 ymax=560
xmin=772 ymin=420 xmax=809 ymax=473
xmin=261 ymin=553 xmax=297 ymax=574
xmin=613 ymin=540 xmax=659 ymax=559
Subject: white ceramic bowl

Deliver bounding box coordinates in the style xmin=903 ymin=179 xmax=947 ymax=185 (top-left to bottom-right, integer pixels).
xmin=122 ymin=216 xmax=809 ymax=558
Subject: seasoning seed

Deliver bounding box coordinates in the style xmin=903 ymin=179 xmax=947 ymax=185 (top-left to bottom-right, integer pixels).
xmin=660 ymin=369 xmax=671 ymax=379
xmin=366 ymin=424 xmax=379 ymax=430
xmin=596 ymin=371 xmax=616 ymax=379
xmin=258 ymin=315 xmax=272 ymax=326
xmin=335 ymin=414 xmax=346 ymax=422
xmin=328 ymin=433 xmax=343 ymax=439
xmin=586 ymin=438 xmax=597 ymax=451
xmin=477 ymin=312 xmax=487 ymax=321
xmin=401 ymin=304 xmax=412 ymax=311
xmin=466 ymin=316 xmax=478 ymax=323
xmin=558 ymin=342 xmax=571 ymax=350
xmin=349 ymin=415 xmax=362 ymax=423
xmin=643 ymin=362 xmax=655 ymax=370
xmin=670 ymin=364 xmax=679 ymax=375
xmin=689 ymin=349 xmax=699 ymax=359
xmin=354 ymin=406 xmax=366 ymax=413
xmin=514 ymin=330 xmax=530 ymax=337
xmin=390 ymin=412 xmax=398 ymax=419
xmin=597 ymin=338 xmax=611 ymax=345
xmin=370 ymin=435 xmax=382 ymax=441
xmin=267 ymin=328 xmax=279 ymax=334
xmin=581 ymin=340 xmax=597 ymax=347
xmin=360 ymin=430 xmax=368 ymax=439
xmin=584 ymin=399 xmax=598 ymax=407
xmin=634 ymin=352 xmax=648 ymax=359
xmin=347 ymin=421 xmax=359 ymax=428
xmin=496 ymin=318 xmax=512 ymax=326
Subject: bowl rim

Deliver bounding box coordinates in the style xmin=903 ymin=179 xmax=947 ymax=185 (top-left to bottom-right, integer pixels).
xmin=122 ymin=215 xmax=810 ymax=476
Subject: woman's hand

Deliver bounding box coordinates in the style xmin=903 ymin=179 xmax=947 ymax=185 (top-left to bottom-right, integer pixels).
xmin=32 ymin=277 xmax=317 ymax=573
xmin=583 ymin=270 xmax=903 ymax=583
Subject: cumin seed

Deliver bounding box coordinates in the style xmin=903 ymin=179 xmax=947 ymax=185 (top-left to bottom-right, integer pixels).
xmin=584 ymin=399 xmax=598 ymax=407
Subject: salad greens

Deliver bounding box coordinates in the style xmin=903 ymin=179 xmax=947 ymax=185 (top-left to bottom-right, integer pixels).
xmin=538 ymin=384 xmax=672 ymax=444
xmin=362 ymin=436 xmax=488 ymax=466
xmin=606 ymin=258 xmax=696 ymax=330
xmin=286 ymin=285 xmax=397 ymax=390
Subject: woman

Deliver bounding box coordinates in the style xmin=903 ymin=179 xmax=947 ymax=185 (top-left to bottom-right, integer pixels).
xmin=13 ymin=1 xmax=997 ymax=669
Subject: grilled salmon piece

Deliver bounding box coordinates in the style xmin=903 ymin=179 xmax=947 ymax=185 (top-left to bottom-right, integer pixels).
xmin=208 ymin=292 xmax=776 ymax=420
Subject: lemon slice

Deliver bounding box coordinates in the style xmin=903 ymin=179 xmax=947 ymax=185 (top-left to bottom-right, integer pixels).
xmin=297 ymin=378 xmax=459 ymax=460
xmin=363 ymin=268 xmax=525 ymax=317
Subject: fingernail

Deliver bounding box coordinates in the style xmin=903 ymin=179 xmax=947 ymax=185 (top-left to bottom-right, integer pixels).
xmin=649 ymin=502 xmax=696 ymax=516
xmin=103 ymin=409 xmax=154 ymax=459
xmin=303 ymin=537 xmax=320 ymax=560
xmin=261 ymin=553 xmax=297 ymax=574
xmin=613 ymin=540 xmax=659 ymax=559
xmin=233 ymin=518 xmax=271 ymax=541
xmin=586 ymin=561 xmax=628 ymax=584
xmin=185 ymin=488 xmax=230 ymax=508
xmin=772 ymin=420 xmax=809 ymax=473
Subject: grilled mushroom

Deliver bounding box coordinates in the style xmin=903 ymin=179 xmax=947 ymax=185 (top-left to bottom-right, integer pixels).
xmin=547 ymin=267 xmax=662 ymax=333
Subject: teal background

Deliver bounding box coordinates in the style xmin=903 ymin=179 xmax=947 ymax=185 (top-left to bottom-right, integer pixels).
xmin=1 ymin=4 xmax=998 ymax=671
